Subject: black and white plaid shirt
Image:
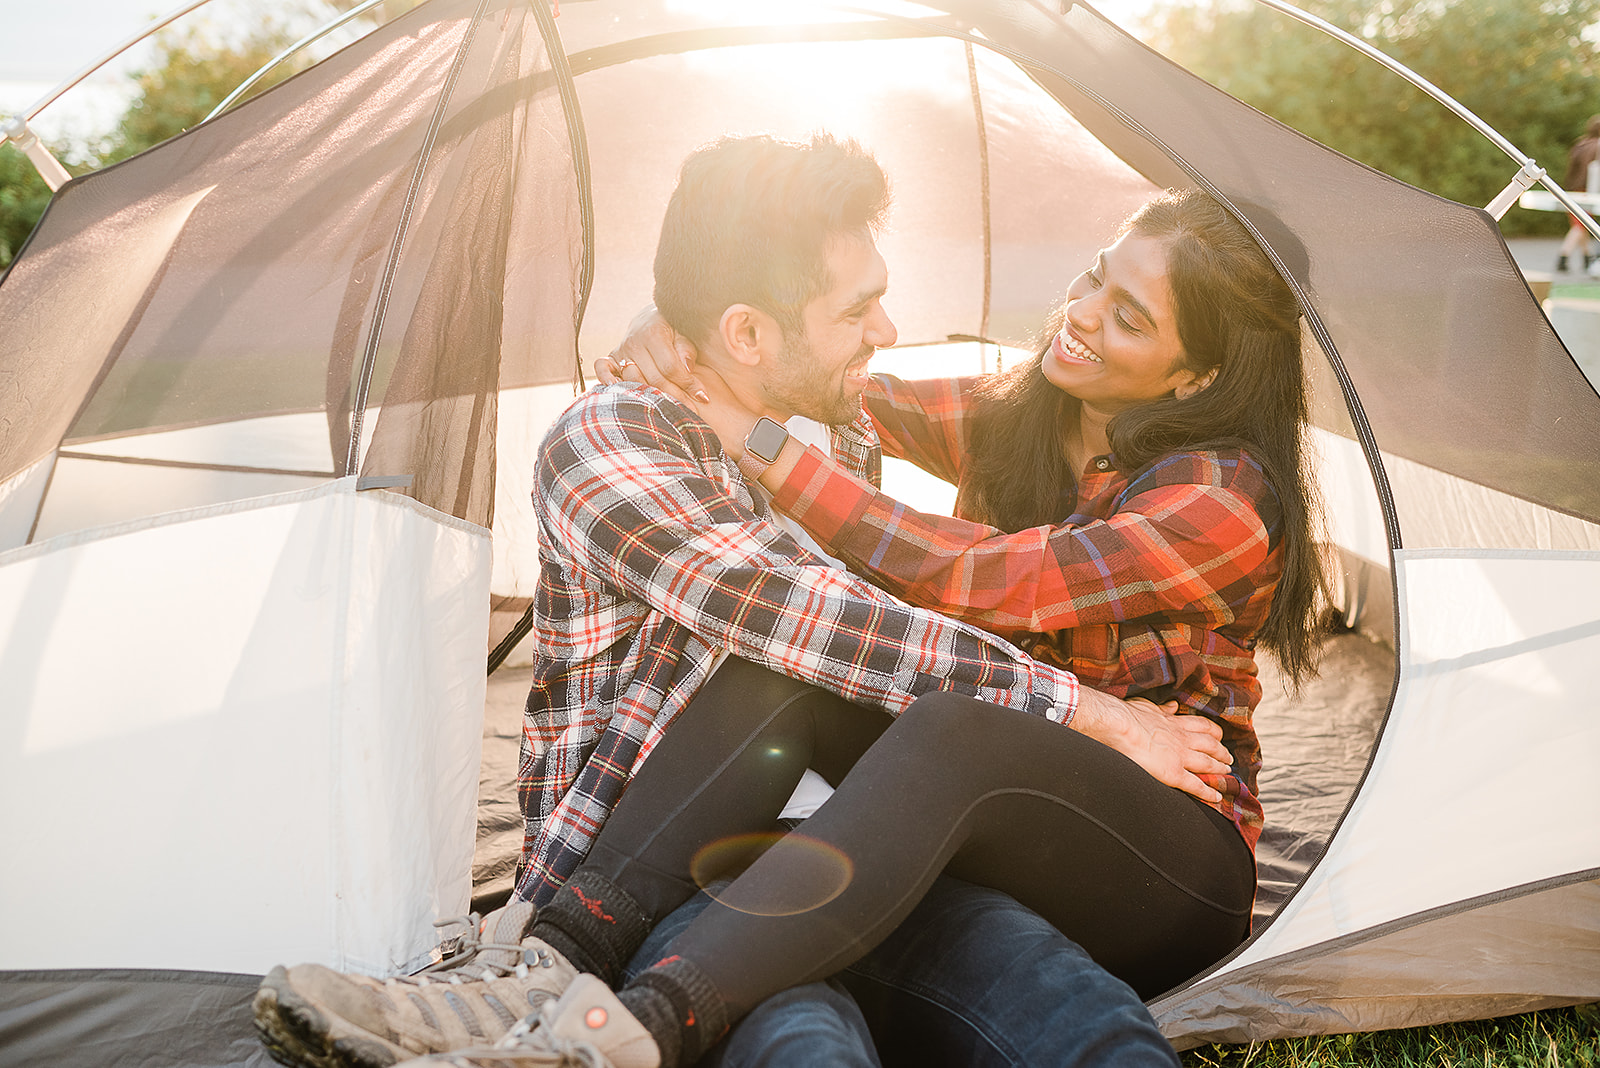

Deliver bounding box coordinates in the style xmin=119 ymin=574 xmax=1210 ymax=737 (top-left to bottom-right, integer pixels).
xmin=513 ymin=384 xmax=1079 ymax=905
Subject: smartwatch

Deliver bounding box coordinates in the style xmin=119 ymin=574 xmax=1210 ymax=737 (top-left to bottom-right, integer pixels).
xmin=738 ymin=416 xmax=790 ymax=481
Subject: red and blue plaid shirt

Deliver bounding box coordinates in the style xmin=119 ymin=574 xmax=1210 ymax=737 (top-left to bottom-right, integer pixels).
xmin=770 ymin=375 xmax=1279 ymax=849
xmin=515 ymin=384 xmax=1082 ymax=904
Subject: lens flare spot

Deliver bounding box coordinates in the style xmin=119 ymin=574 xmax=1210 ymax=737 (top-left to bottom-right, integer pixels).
xmin=689 ymin=832 xmax=855 ymax=917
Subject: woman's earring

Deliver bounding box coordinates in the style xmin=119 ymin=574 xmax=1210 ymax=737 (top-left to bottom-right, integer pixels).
xmin=1178 ymin=368 xmax=1218 ymax=399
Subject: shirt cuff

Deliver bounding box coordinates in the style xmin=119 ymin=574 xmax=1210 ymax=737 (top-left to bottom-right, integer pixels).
xmin=1039 ymin=666 xmax=1079 ymax=729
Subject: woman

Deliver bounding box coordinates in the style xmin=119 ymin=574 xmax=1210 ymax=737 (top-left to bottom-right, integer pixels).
xmin=424 ymin=189 xmax=1324 ymax=1068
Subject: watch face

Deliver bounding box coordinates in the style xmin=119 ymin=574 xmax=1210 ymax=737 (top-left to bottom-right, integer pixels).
xmin=747 ymin=417 xmax=789 ymax=464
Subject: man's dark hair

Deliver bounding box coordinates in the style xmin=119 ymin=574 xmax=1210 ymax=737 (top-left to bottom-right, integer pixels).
xmin=652 ymin=133 xmax=890 ymax=345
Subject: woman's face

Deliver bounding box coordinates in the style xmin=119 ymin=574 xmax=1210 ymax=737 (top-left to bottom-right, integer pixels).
xmin=1043 ymin=231 xmax=1211 ymax=416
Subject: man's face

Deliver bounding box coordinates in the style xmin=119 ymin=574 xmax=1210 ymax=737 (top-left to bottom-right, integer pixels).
xmin=760 ymin=233 xmax=897 ymax=425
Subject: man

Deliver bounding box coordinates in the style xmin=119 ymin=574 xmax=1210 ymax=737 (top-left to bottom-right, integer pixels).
xmin=1557 ymin=114 xmax=1600 ymax=273
xmin=255 ymin=133 xmax=1204 ymax=1068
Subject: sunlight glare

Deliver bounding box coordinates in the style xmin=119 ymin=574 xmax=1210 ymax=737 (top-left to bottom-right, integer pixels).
xmin=661 ymin=0 xmax=946 ymax=26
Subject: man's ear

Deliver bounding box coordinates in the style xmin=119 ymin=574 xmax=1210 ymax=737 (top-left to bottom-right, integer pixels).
xmin=1174 ymin=366 xmax=1219 ymax=400
xmin=717 ymin=304 xmax=780 ymax=368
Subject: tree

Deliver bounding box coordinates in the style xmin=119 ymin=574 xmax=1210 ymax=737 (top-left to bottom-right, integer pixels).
xmin=0 ymin=1 xmax=421 ymax=268
xmin=99 ymin=25 xmax=306 ymax=166
xmin=1144 ymin=0 xmax=1600 ymax=235
xmin=0 ymin=145 xmax=59 ymax=268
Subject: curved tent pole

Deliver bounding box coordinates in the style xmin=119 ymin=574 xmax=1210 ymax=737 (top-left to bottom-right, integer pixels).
xmin=0 ymin=0 xmax=218 ymax=190
xmin=345 ymin=0 xmax=493 ymax=476
xmin=486 ymin=0 xmax=602 ymax=677
xmin=534 ymin=0 xmax=597 ymax=391
xmin=204 ymin=0 xmax=397 ymax=122
xmin=0 ymin=0 xmax=407 ymax=191
xmin=9 ymin=0 xmax=215 ymax=123
xmin=1251 ymin=0 xmax=1600 ymax=242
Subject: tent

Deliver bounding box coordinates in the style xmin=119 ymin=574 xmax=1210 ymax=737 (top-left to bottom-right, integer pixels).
xmin=1 ymin=0 xmax=1597 ymax=1063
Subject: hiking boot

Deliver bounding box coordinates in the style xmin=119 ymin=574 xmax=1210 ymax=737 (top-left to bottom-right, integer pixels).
xmin=390 ymin=976 xmax=660 ymax=1068
xmin=255 ymin=902 xmax=579 ymax=1068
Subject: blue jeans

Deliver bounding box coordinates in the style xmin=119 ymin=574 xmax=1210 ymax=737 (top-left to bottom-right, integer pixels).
xmin=623 ymin=875 xmax=1179 ymax=1068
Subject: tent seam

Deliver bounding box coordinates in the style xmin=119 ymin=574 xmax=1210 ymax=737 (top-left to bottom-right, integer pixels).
xmin=0 ymin=478 xmax=488 ymax=571
xmin=1149 ymin=867 xmax=1600 ymax=1010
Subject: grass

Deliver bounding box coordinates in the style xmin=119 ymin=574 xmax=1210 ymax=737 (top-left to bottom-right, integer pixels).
xmin=1550 ymin=282 xmax=1600 ymax=301
xmin=1180 ymin=1004 xmax=1600 ymax=1067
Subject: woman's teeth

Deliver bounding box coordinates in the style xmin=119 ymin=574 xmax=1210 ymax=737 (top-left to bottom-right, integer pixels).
xmin=1058 ymin=334 xmax=1102 ymax=363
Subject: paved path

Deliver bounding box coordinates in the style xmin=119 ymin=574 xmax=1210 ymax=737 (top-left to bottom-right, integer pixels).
xmin=1502 ymin=237 xmax=1600 ymax=389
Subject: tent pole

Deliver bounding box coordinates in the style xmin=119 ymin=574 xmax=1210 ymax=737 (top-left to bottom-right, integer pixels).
xmin=1485 ymin=162 xmax=1547 ymax=221
xmin=10 ymin=0 xmax=218 ymax=126
xmin=1251 ymin=0 xmax=1528 ymax=164
xmin=0 ymin=118 xmax=73 ymax=191
xmin=1252 ymin=0 xmax=1600 ymax=240
xmin=0 ymin=0 xmax=219 ymax=189
xmin=204 ymin=0 xmax=397 ymax=122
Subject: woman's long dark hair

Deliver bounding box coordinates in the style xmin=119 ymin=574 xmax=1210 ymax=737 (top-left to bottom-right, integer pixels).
xmin=957 ymin=188 xmax=1327 ymax=684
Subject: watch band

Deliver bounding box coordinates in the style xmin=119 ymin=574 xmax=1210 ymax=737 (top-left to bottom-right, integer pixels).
xmin=737 ymin=452 xmax=772 ymax=482
xmin=738 ymin=416 xmax=789 ymax=482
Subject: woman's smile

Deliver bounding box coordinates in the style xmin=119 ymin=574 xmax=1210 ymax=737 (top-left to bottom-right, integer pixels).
xmin=1041 ymin=231 xmax=1208 ymax=417
xmin=1051 ymin=331 xmax=1103 ymax=365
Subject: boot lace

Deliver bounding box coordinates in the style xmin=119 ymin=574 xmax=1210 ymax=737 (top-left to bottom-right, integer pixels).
xmin=399 ymin=913 xmax=564 ymax=986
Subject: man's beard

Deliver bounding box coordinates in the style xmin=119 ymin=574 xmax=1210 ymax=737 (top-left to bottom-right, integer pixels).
xmin=763 ymin=332 xmax=870 ymax=426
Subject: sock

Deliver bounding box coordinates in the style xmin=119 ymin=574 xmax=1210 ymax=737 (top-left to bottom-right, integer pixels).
xmin=618 ymin=956 xmax=729 ymax=1068
xmin=530 ymin=870 xmax=652 ymax=986
xmin=616 ymin=983 xmax=682 ymax=1068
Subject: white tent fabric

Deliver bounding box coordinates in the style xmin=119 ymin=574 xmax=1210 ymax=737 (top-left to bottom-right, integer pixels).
xmin=0 ymin=480 xmax=489 ymax=976
xmin=1230 ymin=550 xmax=1600 ymax=968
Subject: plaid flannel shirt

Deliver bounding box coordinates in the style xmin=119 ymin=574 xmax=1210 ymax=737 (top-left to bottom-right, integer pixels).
xmin=769 ymin=374 xmax=1281 ymax=850
xmin=514 ymin=384 xmax=1082 ymax=904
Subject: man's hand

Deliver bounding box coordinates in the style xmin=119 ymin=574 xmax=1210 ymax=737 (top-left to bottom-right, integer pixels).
xmin=1071 ymin=688 xmax=1233 ymax=805
xmin=594 ymin=306 xmax=709 ymax=403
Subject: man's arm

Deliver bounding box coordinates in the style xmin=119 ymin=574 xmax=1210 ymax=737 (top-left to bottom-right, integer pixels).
xmin=538 ymin=388 xmax=1231 ymax=802
xmin=540 ymin=386 xmax=1077 ymax=721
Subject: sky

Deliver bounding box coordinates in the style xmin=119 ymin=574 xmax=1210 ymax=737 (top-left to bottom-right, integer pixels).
xmin=2 ymin=0 xmax=170 ymax=83
xmin=0 ymin=0 xmax=173 ymax=149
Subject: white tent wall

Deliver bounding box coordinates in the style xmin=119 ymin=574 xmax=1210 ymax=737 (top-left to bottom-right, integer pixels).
xmin=1151 ymin=539 xmax=1600 ymax=1041
xmin=0 ymin=456 xmax=54 ymax=551
xmin=490 ymin=383 xmax=584 ymax=603
xmin=20 ymin=412 xmax=373 ymax=546
xmin=1270 ymin=548 xmax=1600 ymax=952
xmin=0 ymin=480 xmax=489 ymax=976
xmin=1157 ymin=875 xmax=1600 ymax=1045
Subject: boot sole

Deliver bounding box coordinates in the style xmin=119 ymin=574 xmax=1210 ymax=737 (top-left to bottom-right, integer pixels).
xmin=253 ymin=966 xmax=410 ymax=1068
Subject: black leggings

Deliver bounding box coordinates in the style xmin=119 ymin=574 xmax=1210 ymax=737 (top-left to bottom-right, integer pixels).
xmin=578 ymin=657 xmax=1254 ymax=1011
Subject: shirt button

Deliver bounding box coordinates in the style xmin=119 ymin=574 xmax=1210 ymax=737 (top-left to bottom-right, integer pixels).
xmin=1094 ymin=458 xmax=1110 ymax=471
